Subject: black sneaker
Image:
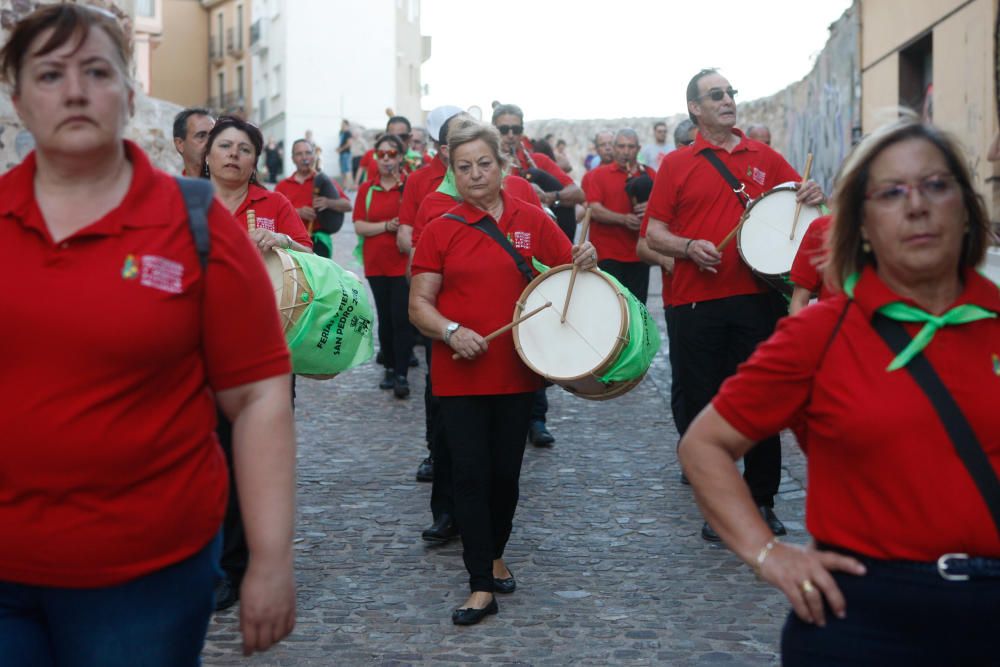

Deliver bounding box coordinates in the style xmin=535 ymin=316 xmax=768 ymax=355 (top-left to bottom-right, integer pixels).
xmin=378 ymin=369 xmax=394 ymax=390
xmin=393 ymin=376 xmax=410 ymax=399
xmin=701 ymin=521 xmax=722 ymax=543
xmin=759 ymin=505 xmax=787 ymax=536
xmin=213 ymin=576 xmax=239 ymax=611
xmin=416 ymin=456 xmax=434 ymax=482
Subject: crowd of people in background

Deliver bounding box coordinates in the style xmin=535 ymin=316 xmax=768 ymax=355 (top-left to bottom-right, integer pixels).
xmin=2 ymin=3 xmax=998 ymax=665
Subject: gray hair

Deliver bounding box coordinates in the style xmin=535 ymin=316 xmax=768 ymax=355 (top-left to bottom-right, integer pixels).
xmin=673 ymin=120 xmax=696 ymax=146
xmin=615 ymin=128 xmax=639 ymax=143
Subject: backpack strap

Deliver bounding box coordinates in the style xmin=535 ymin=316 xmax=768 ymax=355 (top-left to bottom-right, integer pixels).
xmin=174 ymin=176 xmax=214 ymax=270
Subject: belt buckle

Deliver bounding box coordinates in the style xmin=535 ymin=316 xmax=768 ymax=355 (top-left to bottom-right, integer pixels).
xmin=937 ymin=553 xmax=970 ymax=581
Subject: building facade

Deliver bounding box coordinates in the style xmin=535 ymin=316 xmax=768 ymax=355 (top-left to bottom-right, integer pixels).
xmin=204 ymin=0 xmax=252 ymax=118
xmin=860 ymin=0 xmax=999 ymax=220
xmin=148 ymin=0 xmax=210 ymax=108
xmin=251 ymin=0 xmax=429 ymax=176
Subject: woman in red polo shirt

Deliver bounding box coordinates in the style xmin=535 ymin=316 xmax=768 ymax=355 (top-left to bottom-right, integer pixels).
xmin=354 ymin=134 xmax=413 ymax=398
xmin=410 ymin=118 xmax=597 ymax=625
xmin=0 ymin=5 xmax=294 ymax=664
xmin=679 ymin=118 xmax=1000 ymax=664
xmin=202 ymin=115 xmax=312 ymax=254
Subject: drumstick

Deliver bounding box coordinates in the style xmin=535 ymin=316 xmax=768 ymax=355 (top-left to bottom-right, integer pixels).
xmin=716 ymin=219 xmax=743 ymax=252
xmin=560 ymin=207 xmax=592 ymax=323
xmin=789 ymin=153 xmax=814 ymax=240
xmin=247 ymin=209 xmax=256 ymax=233
xmin=451 ymin=302 xmax=552 ymax=360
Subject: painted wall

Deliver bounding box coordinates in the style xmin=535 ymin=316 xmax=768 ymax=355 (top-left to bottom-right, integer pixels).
xmin=149 ymin=0 xmax=209 ymax=108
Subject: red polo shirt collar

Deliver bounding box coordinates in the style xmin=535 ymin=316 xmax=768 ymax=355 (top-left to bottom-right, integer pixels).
xmin=445 ymin=189 xmax=515 ymax=226
xmin=236 ymin=183 xmax=275 ymax=218
xmin=2 ymin=141 xmax=162 ymax=241
xmin=853 ymin=265 xmax=1000 ymax=317
xmin=692 ymin=127 xmax=757 ymax=156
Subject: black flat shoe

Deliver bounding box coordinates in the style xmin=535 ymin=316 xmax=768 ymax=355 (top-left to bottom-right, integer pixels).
xmin=378 ymin=369 xmax=394 ymax=390
xmin=528 ymin=421 xmax=555 ymax=447
xmin=421 ymin=514 xmax=458 ymax=544
xmin=493 ymin=569 xmax=516 ymax=594
xmin=701 ymin=520 xmax=722 ymax=543
xmin=393 ymin=376 xmax=410 ymax=399
xmin=415 ymin=455 xmax=433 ymax=482
xmin=759 ymin=505 xmax=787 ymax=536
xmin=213 ymin=576 xmax=239 ymax=611
xmin=452 ymin=597 xmax=498 ymax=625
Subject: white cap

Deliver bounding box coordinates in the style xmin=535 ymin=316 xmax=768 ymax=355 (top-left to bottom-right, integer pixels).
xmin=426 ymin=105 xmax=464 ymax=144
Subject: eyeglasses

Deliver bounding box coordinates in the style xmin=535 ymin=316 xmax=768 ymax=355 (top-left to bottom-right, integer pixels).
xmin=375 ymin=149 xmax=399 ymax=159
xmin=697 ymin=87 xmax=738 ymax=102
xmin=864 ymin=174 xmax=959 ymax=207
xmin=496 ymin=124 xmax=524 ymax=136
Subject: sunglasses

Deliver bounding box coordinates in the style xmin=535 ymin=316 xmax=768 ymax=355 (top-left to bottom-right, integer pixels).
xmin=375 ymin=149 xmax=400 ymax=159
xmin=698 ymin=87 xmax=738 ymax=102
xmin=496 ymin=124 xmax=524 ymax=136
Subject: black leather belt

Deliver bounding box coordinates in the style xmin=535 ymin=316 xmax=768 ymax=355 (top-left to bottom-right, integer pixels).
xmin=819 ymin=543 xmax=1000 ymax=582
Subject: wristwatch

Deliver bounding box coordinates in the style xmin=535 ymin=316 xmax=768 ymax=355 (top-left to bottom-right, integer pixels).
xmin=443 ymin=322 xmax=461 ymax=344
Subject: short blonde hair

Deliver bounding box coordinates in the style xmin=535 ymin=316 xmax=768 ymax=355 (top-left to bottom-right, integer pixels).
xmin=444 ymin=117 xmax=510 ymax=172
xmin=826 ymin=116 xmax=991 ymax=291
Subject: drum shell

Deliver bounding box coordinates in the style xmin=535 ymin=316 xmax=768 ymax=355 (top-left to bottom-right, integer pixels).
xmin=512 ymin=265 xmax=641 ymax=400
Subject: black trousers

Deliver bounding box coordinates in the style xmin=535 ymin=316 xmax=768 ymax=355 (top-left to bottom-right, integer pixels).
xmin=672 ymin=292 xmax=783 ymax=505
xmin=664 ymin=306 xmax=686 ymax=434
xmin=440 ymin=393 xmax=534 ymax=592
xmin=782 ymin=552 xmax=1000 ymax=666
xmin=368 ymin=275 xmax=414 ymax=377
xmin=529 ymin=386 xmax=548 ymax=424
xmin=423 ymin=340 xmax=453 ymax=520
xmin=598 ymin=259 xmax=650 ymax=306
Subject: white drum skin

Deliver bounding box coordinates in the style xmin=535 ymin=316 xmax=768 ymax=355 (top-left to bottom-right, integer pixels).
xmin=737 ymin=184 xmax=823 ymax=279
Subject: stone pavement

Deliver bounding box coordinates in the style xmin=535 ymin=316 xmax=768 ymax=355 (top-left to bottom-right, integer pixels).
xmin=202 ymin=217 xmax=809 ymax=666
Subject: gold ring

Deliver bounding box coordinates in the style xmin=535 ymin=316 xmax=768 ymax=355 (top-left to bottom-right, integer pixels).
xmin=800 ymin=580 xmax=816 ymax=594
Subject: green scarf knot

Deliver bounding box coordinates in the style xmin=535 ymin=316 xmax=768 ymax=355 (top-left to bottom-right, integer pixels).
xmin=844 ymin=272 xmax=997 ymax=371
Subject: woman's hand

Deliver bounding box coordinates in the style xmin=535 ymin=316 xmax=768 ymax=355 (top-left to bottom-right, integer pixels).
xmin=385 ymin=218 xmax=401 ymax=233
xmin=250 ymin=228 xmax=290 ymax=253
xmin=794 ymin=180 xmax=825 ymax=207
xmin=240 ymin=552 xmax=296 ymax=656
xmin=571 ymin=241 xmax=598 ymax=270
xmin=758 ymin=540 xmax=866 ymax=627
xmin=447 ymin=326 xmax=488 ymax=360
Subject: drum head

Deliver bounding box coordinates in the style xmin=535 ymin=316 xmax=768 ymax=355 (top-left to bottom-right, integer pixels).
xmin=264 ymin=249 xmax=307 ymax=333
xmin=514 ymin=267 xmax=627 ymax=381
xmin=737 ymin=185 xmax=822 ymax=277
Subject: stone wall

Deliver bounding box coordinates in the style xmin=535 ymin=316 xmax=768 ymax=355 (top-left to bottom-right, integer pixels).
xmin=0 ymin=0 xmax=182 ymax=174
xmin=525 ymin=5 xmax=860 ymax=195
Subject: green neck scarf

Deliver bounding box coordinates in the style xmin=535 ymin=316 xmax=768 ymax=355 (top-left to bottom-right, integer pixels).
xmin=436 ymin=168 xmax=461 ymax=199
xmin=845 ymin=272 xmax=997 ymax=371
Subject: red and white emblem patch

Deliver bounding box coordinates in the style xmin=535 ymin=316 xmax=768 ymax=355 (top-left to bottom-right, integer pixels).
xmin=752 ymin=168 xmax=766 ymax=186
xmin=140 ymin=255 xmax=184 ymax=294
xmin=513 ymin=231 xmax=532 ymax=250
xmin=255 ymin=217 xmax=276 ymax=232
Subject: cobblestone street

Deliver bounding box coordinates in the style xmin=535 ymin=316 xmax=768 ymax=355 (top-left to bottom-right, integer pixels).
xmin=203 ymin=223 xmax=809 ymax=666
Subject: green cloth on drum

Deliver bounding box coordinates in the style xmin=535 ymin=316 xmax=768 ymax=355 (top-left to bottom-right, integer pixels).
xmin=595 ymin=271 xmax=661 ymax=383
xmin=530 ymin=258 xmax=660 ymax=384
xmin=283 ymin=249 xmax=375 ymax=375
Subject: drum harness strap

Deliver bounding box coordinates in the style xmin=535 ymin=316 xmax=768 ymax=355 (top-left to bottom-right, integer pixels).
xmin=175 ymin=176 xmax=213 ymax=270
xmin=700 ymin=150 xmax=751 ymax=209
xmin=443 ymin=213 xmax=534 ymax=285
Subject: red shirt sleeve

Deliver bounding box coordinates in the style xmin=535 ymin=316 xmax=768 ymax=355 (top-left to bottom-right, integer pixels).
xmin=411 ymin=217 xmax=445 ymax=276
xmin=533 ymin=153 xmax=574 ymax=187
xmin=202 ymin=200 xmax=292 ymax=390
xmin=353 ymin=182 xmax=371 ymax=221
xmin=790 ymin=215 xmax=831 ymax=293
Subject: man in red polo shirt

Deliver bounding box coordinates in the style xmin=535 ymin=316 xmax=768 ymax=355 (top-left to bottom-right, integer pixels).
xmin=644 ymin=68 xmax=825 ymax=542
xmin=585 ymin=128 xmax=656 ymax=304
xmin=275 ymin=139 xmax=350 ymax=256
xmin=172 ymin=107 xmax=214 ymax=177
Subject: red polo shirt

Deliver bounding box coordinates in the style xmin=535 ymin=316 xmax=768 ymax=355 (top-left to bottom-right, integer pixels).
xmin=713 ymin=266 xmax=1000 ymax=561
xmin=0 ymin=142 xmax=291 ymax=587
xmin=584 ymin=162 xmax=655 ymax=262
xmin=399 ymin=154 xmax=447 ymax=228
xmin=646 ymin=129 xmax=800 ymax=306
xmin=411 ymin=174 xmax=542 ymax=247
xmin=275 ymin=171 xmax=346 ymax=210
xmin=412 ymin=191 xmax=572 ymax=396
xmin=240 ymin=184 xmax=312 ymax=249
xmin=790 ymin=214 xmax=832 ymax=298
xmin=354 ymin=179 xmax=407 ymax=277
xmin=509 ymin=148 xmax=574 ymax=187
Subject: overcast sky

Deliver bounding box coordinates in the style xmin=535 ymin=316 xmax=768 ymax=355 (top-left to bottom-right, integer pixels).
xmin=421 ymin=0 xmax=854 ymax=121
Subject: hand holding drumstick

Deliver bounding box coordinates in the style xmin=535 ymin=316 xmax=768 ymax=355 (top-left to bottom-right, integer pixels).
xmin=450 ymin=302 xmax=553 ymax=360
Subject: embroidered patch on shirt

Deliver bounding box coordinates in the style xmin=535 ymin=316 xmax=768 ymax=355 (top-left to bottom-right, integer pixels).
xmin=993 ymin=353 xmax=1000 ymax=376
xmin=121 ymin=254 xmax=139 ymax=279
xmin=255 ymin=216 xmax=276 ymax=232
xmin=752 ymin=168 xmax=766 ymax=186
xmin=140 ymin=255 xmax=184 ymax=294
xmin=513 ymin=231 xmax=532 ymax=250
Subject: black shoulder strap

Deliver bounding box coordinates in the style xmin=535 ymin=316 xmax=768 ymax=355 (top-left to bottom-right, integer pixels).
xmin=444 ymin=213 xmax=534 ymax=284
xmin=174 ymin=176 xmax=214 ymax=270
xmin=700 ymin=150 xmax=751 ymax=208
xmin=872 ymin=313 xmax=1000 ymax=537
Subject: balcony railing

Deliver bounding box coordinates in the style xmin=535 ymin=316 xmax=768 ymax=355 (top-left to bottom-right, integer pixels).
xmin=209 ymin=36 xmax=224 ymax=63
xmin=207 ymin=93 xmax=247 ymax=116
xmin=226 ymin=27 xmax=243 ymax=56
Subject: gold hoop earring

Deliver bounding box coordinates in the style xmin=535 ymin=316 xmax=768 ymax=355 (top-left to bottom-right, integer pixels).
xmin=862 ymin=240 xmax=871 ymax=254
